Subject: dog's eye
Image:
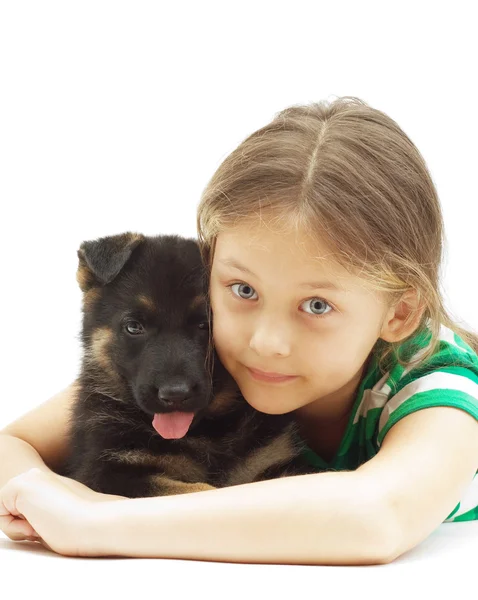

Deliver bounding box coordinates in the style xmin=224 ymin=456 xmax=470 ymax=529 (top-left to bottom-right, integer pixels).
xmin=124 ymin=320 xmax=145 ymax=335
xmin=198 ymin=322 xmax=209 ymax=330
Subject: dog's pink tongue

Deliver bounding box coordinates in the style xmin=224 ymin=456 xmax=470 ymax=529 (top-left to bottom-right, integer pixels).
xmin=152 ymin=412 xmax=195 ymax=439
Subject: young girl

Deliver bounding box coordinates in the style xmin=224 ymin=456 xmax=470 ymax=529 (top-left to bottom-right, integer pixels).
xmin=1 ymin=96 xmax=478 ymax=565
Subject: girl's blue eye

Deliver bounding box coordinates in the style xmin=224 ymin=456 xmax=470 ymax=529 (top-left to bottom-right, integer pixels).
xmin=230 ymin=283 xmax=257 ymax=300
xmin=301 ymin=298 xmax=333 ymax=317
xmin=228 ymin=284 xmax=332 ymax=318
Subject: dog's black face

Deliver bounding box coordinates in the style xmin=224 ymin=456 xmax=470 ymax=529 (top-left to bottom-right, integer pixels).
xmin=77 ymin=232 xmax=214 ymax=438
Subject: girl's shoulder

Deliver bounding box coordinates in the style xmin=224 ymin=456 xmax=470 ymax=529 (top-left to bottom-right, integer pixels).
xmin=372 ymin=323 xmax=478 ymax=446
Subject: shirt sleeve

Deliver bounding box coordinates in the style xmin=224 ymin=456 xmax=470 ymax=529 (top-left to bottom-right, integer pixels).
xmin=377 ymin=365 xmax=478 ymax=447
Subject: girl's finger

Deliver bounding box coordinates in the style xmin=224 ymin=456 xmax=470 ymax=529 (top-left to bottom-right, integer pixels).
xmin=1 ymin=515 xmax=39 ymax=540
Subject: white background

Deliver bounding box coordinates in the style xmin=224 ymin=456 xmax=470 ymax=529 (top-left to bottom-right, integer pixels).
xmin=0 ymin=1 xmax=476 ymax=428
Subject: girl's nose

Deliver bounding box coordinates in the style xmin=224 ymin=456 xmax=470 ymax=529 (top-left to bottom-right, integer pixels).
xmin=248 ymin=318 xmax=292 ymax=357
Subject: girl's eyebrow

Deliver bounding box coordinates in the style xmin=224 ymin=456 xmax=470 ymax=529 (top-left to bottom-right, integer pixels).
xmin=217 ymin=258 xmax=344 ymax=291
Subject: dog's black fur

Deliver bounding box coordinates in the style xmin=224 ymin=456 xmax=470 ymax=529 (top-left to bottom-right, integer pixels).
xmin=58 ymin=232 xmax=314 ymax=497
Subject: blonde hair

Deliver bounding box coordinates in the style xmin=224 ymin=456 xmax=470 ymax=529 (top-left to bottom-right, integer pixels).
xmin=197 ymin=96 xmax=478 ymax=375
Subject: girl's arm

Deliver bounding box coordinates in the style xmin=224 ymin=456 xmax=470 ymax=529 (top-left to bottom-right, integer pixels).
xmin=90 ymin=470 xmax=396 ymax=565
xmin=0 ymin=434 xmax=57 ymax=489
xmin=0 ymin=381 xmax=79 ymax=487
xmin=359 ymin=406 xmax=478 ymax=557
xmin=88 ymin=406 xmax=478 ymax=566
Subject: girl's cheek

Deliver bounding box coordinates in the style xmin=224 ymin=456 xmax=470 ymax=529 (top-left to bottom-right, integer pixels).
xmin=213 ymin=314 xmax=233 ymax=344
xmin=212 ymin=309 xmax=242 ymax=352
xmin=211 ymin=287 xmax=249 ymax=339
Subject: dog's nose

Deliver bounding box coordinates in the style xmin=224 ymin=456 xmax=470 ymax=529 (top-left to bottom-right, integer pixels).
xmin=157 ymin=382 xmax=194 ymax=405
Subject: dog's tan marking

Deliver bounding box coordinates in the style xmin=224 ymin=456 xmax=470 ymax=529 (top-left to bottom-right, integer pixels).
xmin=136 ymin=294 xmax=156 ymax=313
xmin=97 ymin=449 xmax=208 ymax=482
xmin=225 ymin=425 xmax=299 ymax=486
xmin=83 ymin=287 xmax=101 ymax=310
xmin=149 ymin=476 xmax=216 ymax=496
xmin=84 ymin=327 xmax=118 ymax=379
xmin=126 ymin=232 xmax=144 ymax=245
xmin=76 ymin=263 xmax=95 ymax=292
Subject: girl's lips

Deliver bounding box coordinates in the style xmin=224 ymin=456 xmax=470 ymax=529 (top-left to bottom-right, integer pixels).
xmin=247 ymin=367 xmax=298 ymax=383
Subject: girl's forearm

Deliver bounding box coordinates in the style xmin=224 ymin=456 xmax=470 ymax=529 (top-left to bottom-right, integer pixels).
xmin=0 ymin=435 xmax=125 ymax=503
xmin=90 ymin=471 xmax=397 ymax=565
xmin=0 ymin=434 xmax=54 ymax=489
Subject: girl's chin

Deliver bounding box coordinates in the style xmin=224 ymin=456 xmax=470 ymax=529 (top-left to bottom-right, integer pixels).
xmin=235 ymin=384 xmax=298 ymax=415
xmin=244 ymin=400 xmax=288 ymax=415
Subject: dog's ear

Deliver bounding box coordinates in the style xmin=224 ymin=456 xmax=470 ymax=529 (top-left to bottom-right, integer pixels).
xmin=76 ymin=232 xmax=145 ymax=292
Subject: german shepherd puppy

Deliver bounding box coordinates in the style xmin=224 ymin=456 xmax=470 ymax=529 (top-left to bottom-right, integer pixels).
xmin=58 ymin=232 xmax=313 ymax=498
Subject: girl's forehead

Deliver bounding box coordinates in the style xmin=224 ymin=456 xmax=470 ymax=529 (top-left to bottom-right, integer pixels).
xmin=213 ymin=225 xmax=368 ymax=291
xmin=215 ymin=223 xmax=339 ymax=266
xmin=212 ymin=221 xmax=382 ymax=298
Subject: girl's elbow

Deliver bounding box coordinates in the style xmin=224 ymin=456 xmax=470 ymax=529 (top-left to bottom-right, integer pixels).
xmin=355 ymin=486 xmax=403 ymax=565
xmin=372 ymin=500 xmax=405 ymax=565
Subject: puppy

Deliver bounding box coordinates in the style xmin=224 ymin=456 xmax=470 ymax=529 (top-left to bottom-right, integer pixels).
xmin=59 ymin=232 xmax=313 ymax=497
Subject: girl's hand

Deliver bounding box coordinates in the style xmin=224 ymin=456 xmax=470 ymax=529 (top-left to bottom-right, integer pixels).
xmin=0 ymin=467 xmax=125 ymax=556
xmin=56 ymin=472 xmax=128 ymax=503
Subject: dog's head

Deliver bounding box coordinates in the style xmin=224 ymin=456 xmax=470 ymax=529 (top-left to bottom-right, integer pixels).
xmin=76 ymin=232 xmax=215 ymax=439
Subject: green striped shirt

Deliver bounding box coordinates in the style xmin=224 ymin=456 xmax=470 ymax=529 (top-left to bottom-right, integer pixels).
xmin=301 ymin=321 xmax=478 ymax=522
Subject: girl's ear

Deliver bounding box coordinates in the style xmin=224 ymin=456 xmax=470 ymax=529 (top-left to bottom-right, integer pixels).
xmin=379 ymin=289 xmax=426 ymax=343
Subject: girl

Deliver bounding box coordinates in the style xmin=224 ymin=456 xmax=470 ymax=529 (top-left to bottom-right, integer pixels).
xmin=1 ymin=96 xmax=478 ymax=565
